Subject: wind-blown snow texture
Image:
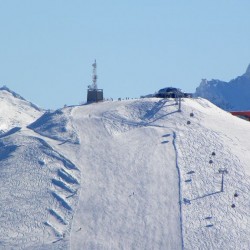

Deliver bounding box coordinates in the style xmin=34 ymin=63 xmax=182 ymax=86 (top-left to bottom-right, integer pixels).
xmin=195 ymin=64 xmax=250 ymax=111
xmin=0 ymin=87 xmax=42 ymax=134
xmin=0 ymin=87 xmax=249 ymax=249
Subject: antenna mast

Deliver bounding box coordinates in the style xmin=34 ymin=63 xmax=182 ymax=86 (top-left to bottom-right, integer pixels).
xmin=87 ymin=59 xmax=104 ymax=103
xmin=92 ymin=59 xmax=98 ymax=89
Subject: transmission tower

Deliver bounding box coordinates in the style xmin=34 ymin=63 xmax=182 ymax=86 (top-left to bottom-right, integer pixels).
xmin=91 ymin=59 xmax=98 ymax=89
xmin=87 ymin=60 xmax=104 ymax=103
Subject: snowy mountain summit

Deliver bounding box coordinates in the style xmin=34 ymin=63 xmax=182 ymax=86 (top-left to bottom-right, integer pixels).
xmin=0 ymin=88 xmax=250 ymax=249
xmin=0 ymin=86 xmax=42 ymax=133
xmin=195 ymin=64 xmax=250 ymax=111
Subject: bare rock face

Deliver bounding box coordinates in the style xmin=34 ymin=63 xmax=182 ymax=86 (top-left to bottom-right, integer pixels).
xmin=195 ymin=64 xmax=250 ymax=111
xmin=244 ymin=63 xmax=250 ymax=78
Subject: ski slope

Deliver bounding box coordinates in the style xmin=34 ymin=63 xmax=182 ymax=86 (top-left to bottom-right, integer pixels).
xmin=0 ymin=91 xmax=249 ymax=249
xmin=68 ymin=101 xmax=182 ymax=249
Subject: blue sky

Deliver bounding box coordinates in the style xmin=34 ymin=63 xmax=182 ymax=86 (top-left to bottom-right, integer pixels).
xmin=0 ymin=0 xmax=250 ymax=109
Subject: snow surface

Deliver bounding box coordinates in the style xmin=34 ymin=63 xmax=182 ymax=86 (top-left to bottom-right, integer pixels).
xmin=0 ymin=87 xmax=42 ymax=133
xmin=0 ymin=92 xmax=250 ymax=249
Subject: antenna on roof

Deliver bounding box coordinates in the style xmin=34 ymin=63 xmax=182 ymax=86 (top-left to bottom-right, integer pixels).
xmin=87 ymin=60 xmax=104 ymax=103
xmin=91 ymin=59 xmax=98 ymax=89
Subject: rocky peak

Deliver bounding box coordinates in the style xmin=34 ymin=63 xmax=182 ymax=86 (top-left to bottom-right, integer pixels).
xmin=244 ymin=63 xmax=250 ymax=78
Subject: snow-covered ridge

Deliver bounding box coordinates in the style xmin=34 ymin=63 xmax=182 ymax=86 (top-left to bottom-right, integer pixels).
xmin=0 ymin=85 xmax=41 ymax=111
xmin=0 ymin=86 xmax=43 ymax=133
xmin=0 ymin=85 xmax=26 ymax=100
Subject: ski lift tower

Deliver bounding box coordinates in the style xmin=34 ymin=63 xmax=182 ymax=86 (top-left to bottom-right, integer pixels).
xmin=87 ymin=60 xmax=103 ymax=103
xmin=218 ymin=168 xmax=228 ymax=192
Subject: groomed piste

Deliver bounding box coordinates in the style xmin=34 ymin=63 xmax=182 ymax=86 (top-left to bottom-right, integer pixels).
xmin=0 ymin=87 xmax=249 ymax=249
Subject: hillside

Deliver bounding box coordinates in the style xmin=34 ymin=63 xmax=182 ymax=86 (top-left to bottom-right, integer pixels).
xmin=195 ymin=64 xmax=250 ymax=111
xmin=0 ymin=86 xmax=42 ymax=133
xmin=0 ymin=91 xmax=250 ymax=249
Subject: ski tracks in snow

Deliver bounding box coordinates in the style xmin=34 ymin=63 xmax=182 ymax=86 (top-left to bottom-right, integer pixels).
xmin=175 ymin=116 xmax=250 ymax=249
xmin=69 ymin=101 xmax=183 ymax=250
xmin=172 ymin=131 xmax=184 ymax=250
